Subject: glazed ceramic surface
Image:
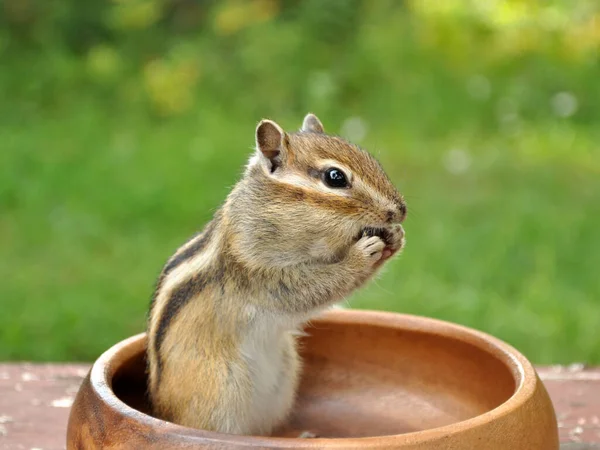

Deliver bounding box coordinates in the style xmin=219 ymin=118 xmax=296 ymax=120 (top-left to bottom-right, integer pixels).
xmin=67 ymin=309 xmax=559 ymax=449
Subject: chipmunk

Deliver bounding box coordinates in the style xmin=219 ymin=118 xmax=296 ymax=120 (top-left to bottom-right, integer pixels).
xmin=146 ymin=113 xmax=407 ymax=437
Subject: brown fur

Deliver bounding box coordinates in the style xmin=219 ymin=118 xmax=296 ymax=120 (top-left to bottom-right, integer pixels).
xmin=146 ymin=113 xmax=407 ymax=436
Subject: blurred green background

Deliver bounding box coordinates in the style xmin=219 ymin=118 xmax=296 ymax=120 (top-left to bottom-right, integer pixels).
xmin=1 ymin=0 xmax=599 ymax=364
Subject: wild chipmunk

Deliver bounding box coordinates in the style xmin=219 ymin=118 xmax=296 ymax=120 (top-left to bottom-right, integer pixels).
xmin=146 ymin=113 xmax=407 ymax=436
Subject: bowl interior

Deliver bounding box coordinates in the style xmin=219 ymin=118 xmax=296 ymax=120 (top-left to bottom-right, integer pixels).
xmin=111 ymin=316 xmax=518 ymax=439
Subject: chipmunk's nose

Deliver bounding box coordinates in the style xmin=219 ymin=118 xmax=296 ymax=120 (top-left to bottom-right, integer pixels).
xmin=387 ymin=201 xmax=407 ymax=224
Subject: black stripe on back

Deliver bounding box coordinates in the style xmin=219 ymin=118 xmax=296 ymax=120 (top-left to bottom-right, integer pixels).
xmin=147 ymin=220 xmax=216 ymax=319
xmin=163 ymin=221 xmax=216 ymax=277
xmin=153 ymin=272 xmax=210 ymax=375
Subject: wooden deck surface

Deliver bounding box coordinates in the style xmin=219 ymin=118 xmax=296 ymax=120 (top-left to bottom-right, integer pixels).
xmin=0 ymin=363 xmax=598 ymax=449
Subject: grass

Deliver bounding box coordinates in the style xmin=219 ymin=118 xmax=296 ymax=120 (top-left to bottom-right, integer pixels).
xmin=1 ymin=96 xmax=598 ymax=364
xmin=1 ymin=2 xmax=599 ymax=364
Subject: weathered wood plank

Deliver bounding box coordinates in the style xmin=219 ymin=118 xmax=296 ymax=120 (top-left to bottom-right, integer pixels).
xmin=0 ymin=364 xmax=598 ymax=449
xmin=539 ymin=366 xmax=600 ymax=446
xmin=0 ymin=364 xmax=89 ymax=450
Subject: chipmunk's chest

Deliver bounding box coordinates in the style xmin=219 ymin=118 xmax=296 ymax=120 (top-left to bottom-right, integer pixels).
xmin=238 ymin=309 xmax=301 ymax=429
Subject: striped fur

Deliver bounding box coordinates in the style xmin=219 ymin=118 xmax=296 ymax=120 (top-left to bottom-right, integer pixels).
xmin=146 ymin=113 xmax=407 ymax=435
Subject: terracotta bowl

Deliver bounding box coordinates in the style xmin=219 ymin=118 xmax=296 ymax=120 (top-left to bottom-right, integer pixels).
xmin=67 ymin=309 xmax=559 ymax=449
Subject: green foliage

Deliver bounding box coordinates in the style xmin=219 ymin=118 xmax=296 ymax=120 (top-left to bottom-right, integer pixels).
xmin=1 ymin=0 xmax=599 ymax=363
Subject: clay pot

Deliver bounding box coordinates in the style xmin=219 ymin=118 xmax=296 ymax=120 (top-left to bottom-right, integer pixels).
xmin=67 ymin=309 xmax=559 ymax=449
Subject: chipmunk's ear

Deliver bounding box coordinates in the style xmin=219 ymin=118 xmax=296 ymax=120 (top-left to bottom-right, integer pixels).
xmin=255 ymin=119 xmax=287 ymax=172
xmin=301 ymin=113 xmax=324 ymax=134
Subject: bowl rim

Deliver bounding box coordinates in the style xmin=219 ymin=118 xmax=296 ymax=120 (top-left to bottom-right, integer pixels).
xmin=88 ymin=309 xmax=541 ymax=448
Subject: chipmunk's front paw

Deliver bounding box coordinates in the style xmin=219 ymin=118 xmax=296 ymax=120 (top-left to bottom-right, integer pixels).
xmin=353 ymin=235 xmax=385 ymax=267
xmin=388 ymin=223 xmax=405 ymax=251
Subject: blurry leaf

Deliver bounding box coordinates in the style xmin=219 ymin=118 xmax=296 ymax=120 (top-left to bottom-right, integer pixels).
xmin=107 ymin=0 xmax=164 ymax=30
xmin=213 ymin=0 xmax=279 ymax=36
xmin=86 ymin=45 xmax=122 ymax=83
xmin=142 ymin=55 xmax=200 ymax=116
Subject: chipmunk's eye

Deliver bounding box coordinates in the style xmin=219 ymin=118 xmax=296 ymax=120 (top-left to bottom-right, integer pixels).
xmin=323 ymin=168 xmax=349 ymax=188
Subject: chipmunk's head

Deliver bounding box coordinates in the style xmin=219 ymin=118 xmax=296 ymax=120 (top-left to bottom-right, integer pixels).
xmin=231 ymin=114 xmax=406 ymax=266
